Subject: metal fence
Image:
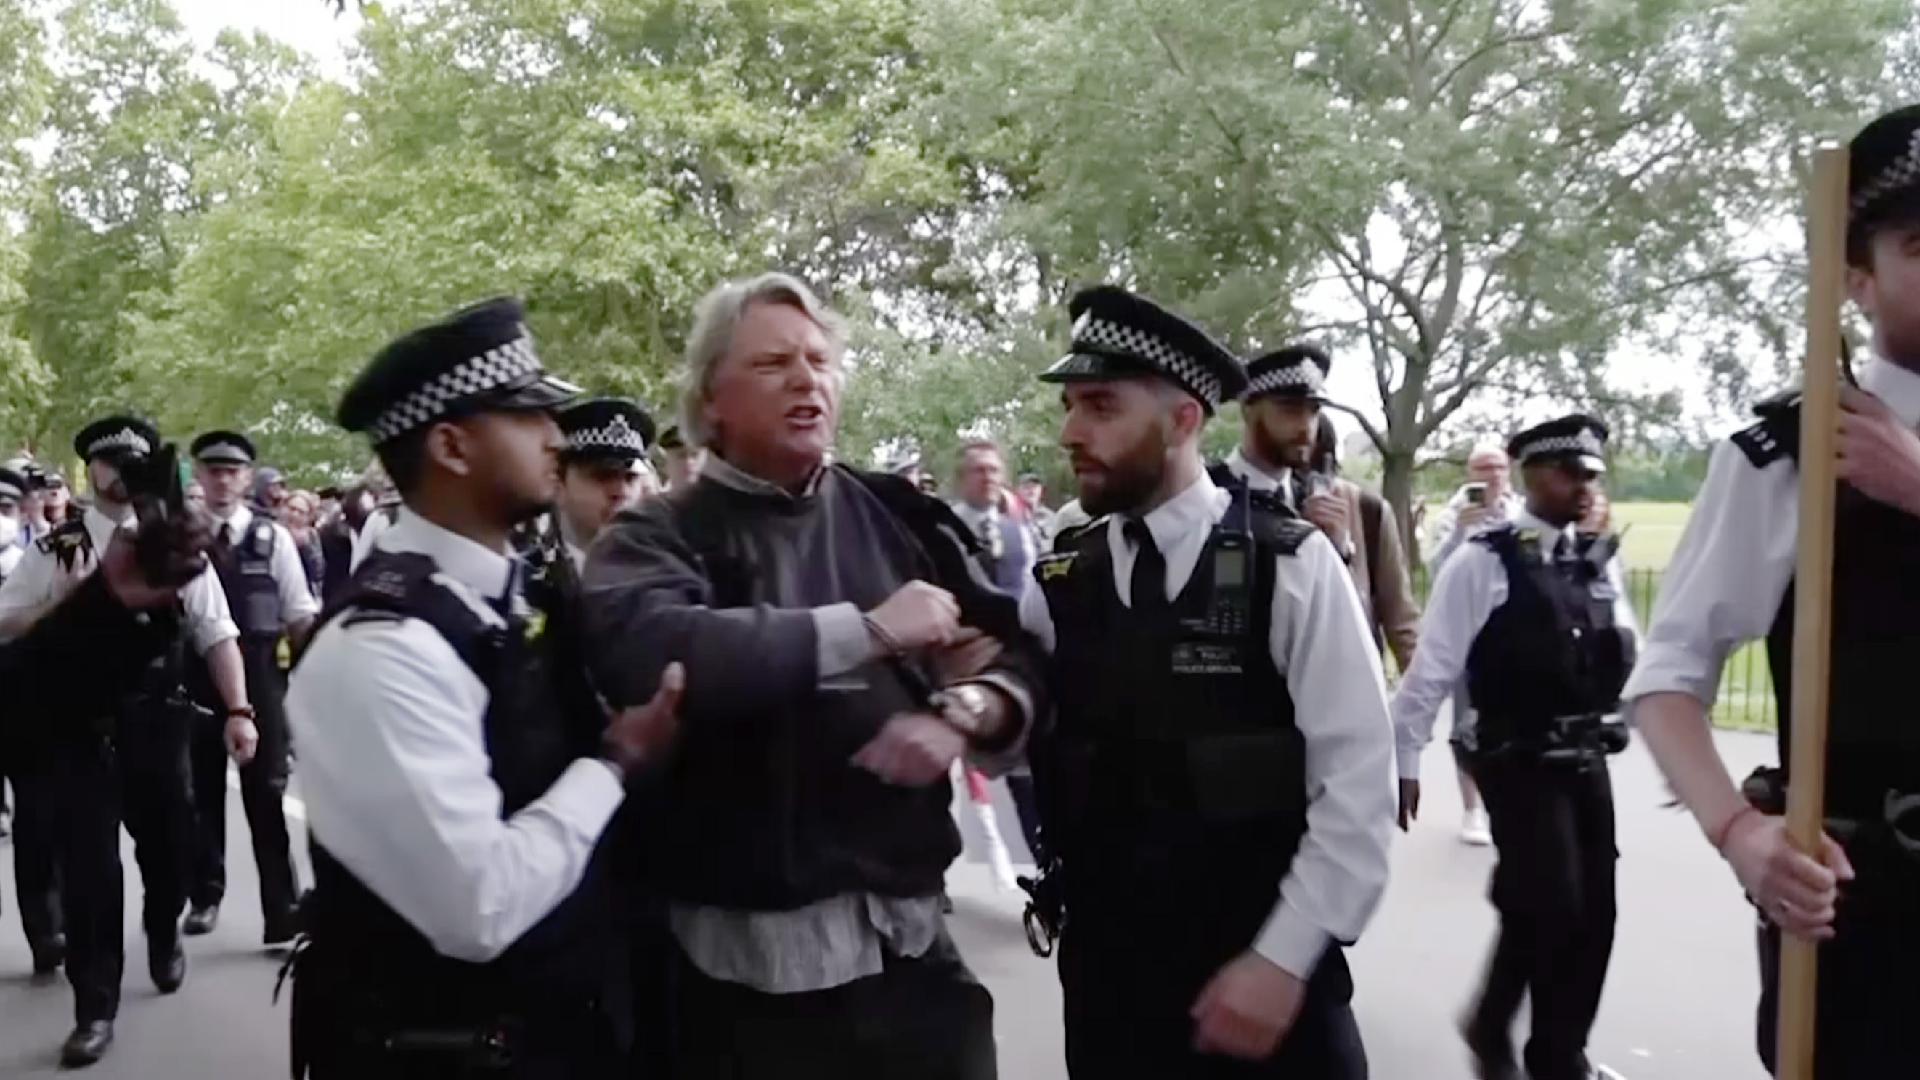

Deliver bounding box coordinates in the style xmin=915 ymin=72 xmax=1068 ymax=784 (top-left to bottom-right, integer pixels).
xmin=1409 ymin=566 xmax=1777 ymax=732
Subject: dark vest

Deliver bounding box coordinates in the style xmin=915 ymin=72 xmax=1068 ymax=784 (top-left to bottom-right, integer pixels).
xmin=209 ymin=515 xmax=284 ymax=639
xmin=296 ymin=551 xmax=616 ymax=1043
xmin=656 ymin=468 xmax=1014 ymax=909
xmin=1736 ymin=397 xmax=1920 ymax=815
xmin=1034 ymin=489 xmax=1316 ymax=956
xmin=958 ymin=504 xmax=1029 ymax=595
xmin=36 ymin=520 xmax=190 ymax=736
xmin=1464 ymin=524 xmax=1633 ymax=749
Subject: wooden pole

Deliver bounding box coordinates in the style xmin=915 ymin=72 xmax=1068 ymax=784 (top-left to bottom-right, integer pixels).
xmin=1776 ymin=142 xmax=1850 ymax=1080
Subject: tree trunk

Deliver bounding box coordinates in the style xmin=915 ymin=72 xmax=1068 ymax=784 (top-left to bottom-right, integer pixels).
xmin=1380 ymin=446 xmax=1420 ymax=576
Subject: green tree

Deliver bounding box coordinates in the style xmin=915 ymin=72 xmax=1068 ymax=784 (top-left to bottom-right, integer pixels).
xmin=918 ymin=0 xmax=1918 ymax=548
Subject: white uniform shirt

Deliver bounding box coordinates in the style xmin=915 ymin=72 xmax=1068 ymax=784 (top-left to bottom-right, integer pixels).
xmin=1018 ymin=471 xmax=1396 ymax=981
xmin=0 ymin=503 xmax=239 ymax=653
xmin=1226 ymin=446 xmax=1308 ymax=507
xmin=1622 ymin=358 xmax=1920 ymax=713
xmin=1392 ymin=508 xmax=1638 ymax=779
xmin=207 ymin=504 xmax=321 ymax=625
xmin=287 ymin=508 xmax=624 ymax=964
xmin=349 ymin=504 xmax=400 ymax=572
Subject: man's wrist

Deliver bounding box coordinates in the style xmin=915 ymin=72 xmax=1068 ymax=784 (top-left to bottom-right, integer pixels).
xmin=227 ymin=704 xmax=256 ymax=720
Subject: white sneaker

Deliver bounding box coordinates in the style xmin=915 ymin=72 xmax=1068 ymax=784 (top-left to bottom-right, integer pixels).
xmin=1460 ymin=807 xmax=1493 ymax=846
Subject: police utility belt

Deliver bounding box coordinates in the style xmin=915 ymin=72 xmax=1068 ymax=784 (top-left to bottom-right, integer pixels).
xmin=1742 ymin=766 xmax=1920 ymax=867
xmin=1470 ymin=712 xmax=1631 ymax=766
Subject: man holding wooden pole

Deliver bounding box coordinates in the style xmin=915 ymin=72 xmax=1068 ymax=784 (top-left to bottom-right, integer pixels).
xmin=1625 ymin=105 xmax=1920 ymax=1077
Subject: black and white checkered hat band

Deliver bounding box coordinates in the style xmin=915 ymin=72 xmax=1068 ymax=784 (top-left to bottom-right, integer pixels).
xmin=568 ymin=414 xmax=649 ymax=456
xmin=1854 ymin=129 xmax=1920 ymax=215
xmin=368 ymin=334 xmax=542 ymax=444
xmin=1073 ymin=314 xmax=1223 ymax=407
xmin=1519 ymin=431 xmax=1604 ymax=460
xmin=1246 ymin=363 xmax=1325 ymax=398
xmin=87 ymin=429 xmax=153 ymax=458
xmin=0 ymin=478 xmax=20 ymax=500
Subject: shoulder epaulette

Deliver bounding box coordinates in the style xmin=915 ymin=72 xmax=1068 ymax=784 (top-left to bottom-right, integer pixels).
xmin=1246 ymin=503 xmax=1315 ymax=556
xmin=1470 ymin=522 xmax=1522 ymax=552
xmin=1731 ymin=393 xmax=1801 ymax=468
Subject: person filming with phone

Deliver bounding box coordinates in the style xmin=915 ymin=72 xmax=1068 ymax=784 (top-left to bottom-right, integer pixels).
xmin=1427 ymin=445 xmax=1525 ymax=570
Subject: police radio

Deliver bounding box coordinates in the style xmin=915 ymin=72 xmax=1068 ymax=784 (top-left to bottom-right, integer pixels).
xmin=1205 ymin=534 xmax=1253 ymax=637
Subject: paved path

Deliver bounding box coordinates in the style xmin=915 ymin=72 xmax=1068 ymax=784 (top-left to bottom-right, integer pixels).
xmin=0 ymin=731 xmax=1778 ymax=1078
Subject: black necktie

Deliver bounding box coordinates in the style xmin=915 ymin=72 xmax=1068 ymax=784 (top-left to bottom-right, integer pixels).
xmin=217 ymin=522 xmax=233 ymax=549
xmin=1289 ymin=473 xmax=1311 ymax=511
xmin=1125 ymin=518 xmax=1166 ymax=613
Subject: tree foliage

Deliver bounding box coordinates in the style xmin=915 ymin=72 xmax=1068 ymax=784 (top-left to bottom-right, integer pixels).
xmin=4 ymin=0 xmax=1919 ymax=509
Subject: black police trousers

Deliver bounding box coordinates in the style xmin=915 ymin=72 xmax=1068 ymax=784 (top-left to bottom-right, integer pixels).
xmin=1469 ymin=754 xmax=1617 ymax=1080
xmin=1755 ymin=834 xmax=1920 ymax=1078
xmin=1060 ymin=921 xmax=1365 ymax=1080
xmin=188 ymin=639 xmax=298 ymax=922
xmin=46 ymin=707 xmax=194 ymax=1023
xmin=4 ymin=755 xmax=65 ymax=963
xmin=671 ymin=930 xmax=997 ymax=1080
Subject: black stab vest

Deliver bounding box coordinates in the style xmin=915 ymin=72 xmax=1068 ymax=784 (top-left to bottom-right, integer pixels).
xmin=298 ymin=550 xmax=612 ymax=1022
xmin=1035 ymin=490 xmax=1317 ymax=955
xmin=1464 ymin=524 xmax=1633 ymax=747
xmin=1737 ymin=398 xmax=1920 ymax=815
xmin=209 ymin=516 xmax=284 ymax=639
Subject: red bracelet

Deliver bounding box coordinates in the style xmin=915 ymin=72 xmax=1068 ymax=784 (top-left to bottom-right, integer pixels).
xmin=1711 ymin=805 xmax=1761 ymax=852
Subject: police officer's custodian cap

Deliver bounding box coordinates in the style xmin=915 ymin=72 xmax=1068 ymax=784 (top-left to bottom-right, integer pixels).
xmin=558 ymin=397 xmax=656 ymax=463
xmin=0 ymin=466 xmax=25 ymax=506
xmin=1509 ymin=414 xmax=1609 ymax=475
xmin=1039 ymin=286 xmax=1247 ymax=415
xmin=191 ymin=430 xmax=257 ymax=466
xmin=1242 ymin=345 xmax=1333 ymax=404
xmin=74 ymin=416 xmax=161 ymax=463
xmin=337 ymin=297 xmax=581 ymax=445
xmin=1850 ymin=104 xmax=1920 ymax=260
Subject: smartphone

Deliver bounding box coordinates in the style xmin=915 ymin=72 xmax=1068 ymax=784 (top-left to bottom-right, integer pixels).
xmin=1464 ymin=482 xmax=1487 ymax=507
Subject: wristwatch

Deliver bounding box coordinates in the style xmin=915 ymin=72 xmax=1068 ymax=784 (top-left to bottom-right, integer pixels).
xmin=227 ymin=705 xmax=256 ymax=720
xmin=932 ymin=683 xmax=996 ymax=743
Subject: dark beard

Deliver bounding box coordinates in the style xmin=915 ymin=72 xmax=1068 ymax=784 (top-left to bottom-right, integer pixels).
xmin=1077 ymin=431 xmax=1167 ymax=519
xmin=1250 ymin=419 xmax=1309 ymax=472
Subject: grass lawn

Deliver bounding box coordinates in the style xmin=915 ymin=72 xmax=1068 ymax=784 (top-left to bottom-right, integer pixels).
xmin=1610 ymin=501 xmax=1691 ymax=572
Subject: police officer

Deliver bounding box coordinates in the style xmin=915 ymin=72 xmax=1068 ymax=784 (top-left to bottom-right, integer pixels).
xmin=179 ymin=430 xmax=320 ymax=943
xmin=552 ymin=397 xmax=656 ymax=567
xmin=1624 ymin=104 xmax=1920 ymax=1079
xmin=0 ymin=463 xmax=63 ymax=976
xmin=284 ymin=297 xmax=681 ymax=1079
xmin=1393 ymin=415 xmax=1635 ymax=1080
xmin=0 ymin=416 xmax=258 ymax=1068
xmin=1020 ymin=286 xmax=1395 ymax=1078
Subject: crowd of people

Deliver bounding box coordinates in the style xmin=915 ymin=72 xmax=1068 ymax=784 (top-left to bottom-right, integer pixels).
xmin=0 ymin=103 xmax=1918 ymax=1080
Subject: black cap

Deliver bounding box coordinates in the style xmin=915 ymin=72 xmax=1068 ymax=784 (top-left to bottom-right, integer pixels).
xmin=74 ymin=415 xmax=160 ymax=463
xmin=1039 ymin=286 xmax=1247 ymax=414
xmin=558 ymin=397 xmax=656 ymax=462
xmin=658 ymin=424 xmax=686 ymax=452
xmin=191 ymin=430 xmax=257 ymax=466
xmin=1508 ymin=414 xmax=1609 ymax=475
xmin=338 ymin=297 xmax=582 ymax=445
xmin=0 ymin=466 xmax=25 ymax=504
xmin=1850 ymin=105 xmax=1920 ymax=259
xmin=1243 ymin=345 xmax=1332 ymax=403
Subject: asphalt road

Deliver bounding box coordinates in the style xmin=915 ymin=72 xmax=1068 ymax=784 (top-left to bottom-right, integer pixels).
xmin=0 ymin=730 xmax=1778 ymax=1079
